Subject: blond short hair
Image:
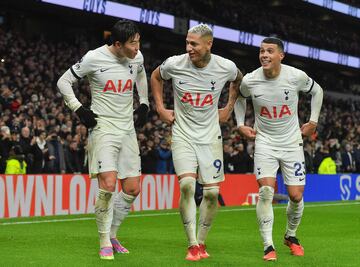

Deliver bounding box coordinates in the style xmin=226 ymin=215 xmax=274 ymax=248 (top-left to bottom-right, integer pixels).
xmin=188 ymin=24 xmax=213 ymax=38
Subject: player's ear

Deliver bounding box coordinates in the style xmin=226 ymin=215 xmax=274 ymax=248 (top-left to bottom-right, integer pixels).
xmin=114 ymin=40 xmax=123 ymax=49
xmin=206 ymin=38 xmax=213 ymax=51
xmin=279 ymin=51 xmax=285 ymax=61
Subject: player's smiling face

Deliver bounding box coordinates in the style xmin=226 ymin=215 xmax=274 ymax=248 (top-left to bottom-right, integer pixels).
xmin=115 ymin=33 xmax=140 ymax=59
xmin=259 ymin=43 xmax=284 ymax=71
xmin=186 ymin=32 xmax=212 ymax=67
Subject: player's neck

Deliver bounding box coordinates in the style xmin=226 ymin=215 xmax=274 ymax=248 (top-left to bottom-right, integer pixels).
xmin=193 ymin=53 xmax=211 ymax=68
xmin=263 ymin=65 xmax=281 ymax=79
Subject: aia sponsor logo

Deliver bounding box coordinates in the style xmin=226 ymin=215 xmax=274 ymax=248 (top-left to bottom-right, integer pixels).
xmin=181 ymin=92 xmax=213 ymax=107
xmin=260 ymin=105 xmax=291 ymax=119
xmin=103 ymin=79 xmax=133 ymax=93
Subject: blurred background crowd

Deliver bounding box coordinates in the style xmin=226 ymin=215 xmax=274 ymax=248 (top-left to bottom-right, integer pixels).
xmin=1 ymin=0 xmax=359 ymax=175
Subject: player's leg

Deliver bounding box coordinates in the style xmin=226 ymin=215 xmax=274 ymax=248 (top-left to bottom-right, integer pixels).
xmin=280 ymin=149 xmax=305 ymax=256
xmin=179 ymin=174 xmax=199 ymax=260
xmin=254 ymin=147 xmax=279 ymax=261
xmin=257 ymin=178 xmax=276 ymax=261
xmin=196 ymin=142 xmax=223 ymax=259
xmin=88 ymin=130 xmax=120 ymax=260
xmin=172 ymin=141 xmax=200 ymax=261
xmin=96 ymin=172 xmax=117 ymax=260
xmin=110 ymin=132 xmax=141 ymax=253
xmin=284 ymin=185 xmax=304 ymax=255
xmin=197 ymin=184 xmax=219 ymax=259
xmin=110 ymin=176 xmax=140 ymax=253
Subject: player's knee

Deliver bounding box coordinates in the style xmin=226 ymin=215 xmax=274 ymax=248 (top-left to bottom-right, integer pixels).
xmin=100 ymin=181 xmax=116 ymax=192
xmin=203 ymin=186 xmax=219 ymax=204
xmin=258 ymin=186 xmax=274 ymax=201
xmin=179 ymin=177 xmax=196 ymax=198
xmin=124 ymin=187 xmax=140 ymax=197
xmin=289 ymin=193 xmax=303 ymax=203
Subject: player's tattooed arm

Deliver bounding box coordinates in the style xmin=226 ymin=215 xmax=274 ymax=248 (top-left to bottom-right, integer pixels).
xmin=227 ymin=69 xmax=243 ymax=111
xmin=219 ymin=69 xmax=243 ymax=123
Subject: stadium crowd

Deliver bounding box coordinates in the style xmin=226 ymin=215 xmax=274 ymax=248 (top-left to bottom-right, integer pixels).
xmin=1 ymin=24 xmax=360 ymax=175
xmin=119 ymin=0 xmax=360 ymax=56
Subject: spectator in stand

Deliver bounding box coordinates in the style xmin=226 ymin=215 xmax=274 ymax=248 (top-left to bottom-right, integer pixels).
xmin=318 ymin=144 xmax=337 ymax=174
xmin=30 ymin=130 xmax=49 ymax=174
xmin=5 ymin=145 xmax=27 ymax=174
xmin=19 ymin=126 xmax=34 ymax=171
xmin=353 ymin=142 xmax=360 ymax=173
xmin=303 ymin=141 xmax=314 ymax=174
xmin=342 ymin=143 xmax=356 ymax=173
xmin=141 ymin=139 xmax=158 ymax=174
xmin=0 ymin=126 xmax=13 ymax=173
xmin=46 ymin=130 xmax=66 ymax=173
xmin=156 ymin=139 xmax=173 ymax=174
xmin=64 ymin=140 xmax=82 ymax=173
xmin=229 ymin=143 xmax=253 ymax=173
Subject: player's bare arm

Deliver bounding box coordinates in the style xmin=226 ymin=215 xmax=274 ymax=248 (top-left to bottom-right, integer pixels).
xmin=219 ymin=69 xmax=243 ymax=123
xmin=234 ymin=96 xmax=256 ymax=140
xmin=150 ymin=66 xmax=175 ymax=125
xmin=301 ymin=80 xmax=323 ymax=137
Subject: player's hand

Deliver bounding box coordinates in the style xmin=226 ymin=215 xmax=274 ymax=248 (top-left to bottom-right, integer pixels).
xmin=134 ymin=103 xmax=149 ymax=128
xmin=301 ymin=121 xmax=317 ymax=137
xmin=238 ymin=125 xmax=256 ymax=140
xmin=75 ymin=106 xmax=98 ymax=128
xmin=158 ymin=108 xmax=175 ymax=125
xmin=218 ymin=107 xmax=231 ymax=123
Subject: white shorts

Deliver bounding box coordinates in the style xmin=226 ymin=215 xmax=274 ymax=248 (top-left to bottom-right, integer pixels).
xmin=87 ymin=129 xmax=141 ymax=179
xmin=254 ymin=146 xmax=306 ymax=186
xmin=171 ymin=140 xmax=224 ymax=185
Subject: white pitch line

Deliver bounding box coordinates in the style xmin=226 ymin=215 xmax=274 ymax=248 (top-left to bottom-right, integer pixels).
xmin=1 ymin=201 xmax=359 ymax=226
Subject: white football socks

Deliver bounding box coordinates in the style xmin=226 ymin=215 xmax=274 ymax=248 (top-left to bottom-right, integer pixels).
xmin=179 ymin=177 xmax=197 ymax=247
xmin=197 ymin=186 xmax=219 ymax=245
xmin=285 ymin=198 xmax=304 ymax=237
xmin=95 ymin=189 xmax=114 ymax=248
xmin=256 ymin=186 xmax=275 ymax=250
xmin=110 ymin=190 xmax=137 ymax=239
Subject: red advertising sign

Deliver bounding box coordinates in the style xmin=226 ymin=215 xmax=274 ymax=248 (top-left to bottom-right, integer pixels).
xmin=0 ymin=174 xmax=258 ymax=218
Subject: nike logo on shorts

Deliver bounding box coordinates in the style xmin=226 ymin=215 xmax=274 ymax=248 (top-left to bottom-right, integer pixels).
xmin=254 ymin=94 xmax=263 ymax=98
xmin=213 ymin=175 xmax=220 ymax=179
xmin=100 ymin=68 xmax=110 ymax=72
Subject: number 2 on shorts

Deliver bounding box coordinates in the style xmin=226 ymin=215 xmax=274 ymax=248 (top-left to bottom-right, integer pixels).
xmin=294 ymin=162 xmax=304 ymax=176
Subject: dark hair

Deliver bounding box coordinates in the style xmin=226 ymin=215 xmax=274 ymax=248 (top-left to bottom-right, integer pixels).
xmin=11 ymin=145 xmax=23 ymax=155
xmin=262 ymin=37 xmax=284 ymax=52
xmin=111 ymin=20 xmax=140 ymax=45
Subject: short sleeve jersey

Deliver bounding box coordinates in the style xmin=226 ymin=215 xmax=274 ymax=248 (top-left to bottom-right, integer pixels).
xmin=71 ymin=45 xmax=145 ymax=133
xmin=160 ymin=53 xmax=237 ymax=144
xmin=240 ymin=64 xmax=315 ymax=150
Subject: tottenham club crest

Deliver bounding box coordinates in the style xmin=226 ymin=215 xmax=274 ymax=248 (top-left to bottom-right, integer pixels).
xmin=211 ymin=80 xmax=216 ymax=90
xmin=284 ymin=90 xmax=289 ymax=100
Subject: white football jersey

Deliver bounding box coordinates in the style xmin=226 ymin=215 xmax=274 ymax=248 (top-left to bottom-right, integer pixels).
xmin=240 ymin=64 xmax=315 ymax=150
xmin=71 ymin=45 xmax=145 ymax=133
xmin=160 ymin=53 xmax=237 ymax=144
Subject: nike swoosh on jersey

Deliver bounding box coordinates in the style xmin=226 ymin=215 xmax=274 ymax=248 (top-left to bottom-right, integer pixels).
xmin=100 ymin=68 xmax=110 ymax=72
xmin=179 ymin=81 xmax=187 ymax=84
xmin=254 ymin=94 xmax=264 ymax=98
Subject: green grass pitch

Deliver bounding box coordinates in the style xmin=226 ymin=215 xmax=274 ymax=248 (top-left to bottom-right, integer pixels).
xmin=1 ymin=201 xmax=359 ymax=267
